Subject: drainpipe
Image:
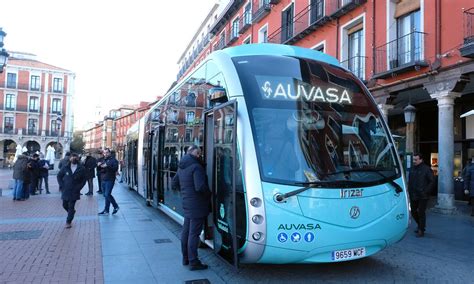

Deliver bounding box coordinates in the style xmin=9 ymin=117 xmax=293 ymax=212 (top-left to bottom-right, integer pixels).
xmin=372 ymin=0 xmax=376 ymax=76
xmin=432 ymin=0 xmax=442 ymax=70
xmin=336 ymin=18 xmax=340 ymax=59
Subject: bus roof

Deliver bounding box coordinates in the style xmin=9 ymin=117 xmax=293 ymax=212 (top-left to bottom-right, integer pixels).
xmin=219 ymin=43 xmax=341 ymax=67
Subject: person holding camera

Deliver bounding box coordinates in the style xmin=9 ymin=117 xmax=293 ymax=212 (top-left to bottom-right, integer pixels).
xmin=98 ymin=149 xmax=120 ymax=215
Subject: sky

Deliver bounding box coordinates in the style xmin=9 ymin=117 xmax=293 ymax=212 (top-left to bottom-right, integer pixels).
xmin=1 ymin=0 xmax=217 ymax=129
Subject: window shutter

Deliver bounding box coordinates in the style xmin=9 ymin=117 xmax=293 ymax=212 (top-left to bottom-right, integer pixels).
xmin=394 ymin=0 xmax=420 ymax=18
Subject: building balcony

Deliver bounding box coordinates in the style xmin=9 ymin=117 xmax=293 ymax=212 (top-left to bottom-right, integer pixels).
xmin=239 ymin=12 xmax=252 ymax=34
xmin=460 ymin=7 xmax=474 ymax=58
xmin=214 ymin=36 xmax=226 ymax=51
xmin=252 ymin=0 xmax=271 ymax=23
xmin=268 ymin=0 xmax=362 ymax=45
xmin=373 ymin=31 xmax=428 ymax=79
xmin=0 ymin=82 xmax=43 ymax=92
xmin=227 ymin=32 xmax=239 ymax=47
xmin=341 ymin=56 xmax=367 ymax=81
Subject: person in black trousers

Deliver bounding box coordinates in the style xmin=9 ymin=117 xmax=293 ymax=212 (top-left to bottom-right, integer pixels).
xmin=96 ymin=150 xmax=105 ymax=194
xmin=57 ymin=153 xmax=86 ymax=228
xmin=83 ymin=153 xmax=97 ymax=196
xmin=172 ymin=145 xmax=211 ymax=271
xmin=408 ymin=153 xmax=435 ymax=238
xmin=98 ymin=148 xmax=120 ymax=215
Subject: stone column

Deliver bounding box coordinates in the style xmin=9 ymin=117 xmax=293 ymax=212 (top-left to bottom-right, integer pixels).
xmin=424 ymin=74 xmax=466 ymax=214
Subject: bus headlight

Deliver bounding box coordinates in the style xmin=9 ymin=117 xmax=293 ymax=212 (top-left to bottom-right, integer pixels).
xmin=252 ymin=232 xmax=263 ymax=241
xmin=252 ymin=214 xmax=263 ymax=224
xmin=250 ymin=197 xmax=262 ymax=207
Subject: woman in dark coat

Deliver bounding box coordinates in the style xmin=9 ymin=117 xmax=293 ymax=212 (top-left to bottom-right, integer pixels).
xmin=83 ymin=154 xmax=97 ymax=195
xmin=463 ymin=161 xmax=474 ymax=216
xmin=57 ymin=153 xmax=86 ymax=228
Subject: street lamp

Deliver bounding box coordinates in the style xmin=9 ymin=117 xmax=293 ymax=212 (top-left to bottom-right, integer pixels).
xmin=404 ymin=104 xmax=416 ymax=124
xmin=0 ymin=28 xmax=9 ymax=73
xmin=56 ymin=113 xmax=63 ymax=158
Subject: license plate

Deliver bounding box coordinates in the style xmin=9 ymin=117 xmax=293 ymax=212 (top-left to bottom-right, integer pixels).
xmin=332 ymin=247 xmax=366 ymax=261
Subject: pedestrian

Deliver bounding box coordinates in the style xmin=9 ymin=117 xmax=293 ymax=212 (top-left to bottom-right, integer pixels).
xmin=57 ymin=153 xmax=86 ymax=228
xmin=172 ymin=145 xmax=211 ymax=271
xmin=96 ymin=150 xmax=105 ymax=194
xmin=12 ymin=153 xmax=29 ymax=201
xmin=83 ymin=152 xmax=97 ymax=196
xmin=58 ymin=151 xmax=71 ymax=171
xmin=28 ymin=153 xmax=41 ymax=195
xmin=98 ymin=148 xmax=120 ymax=215
xmin=38 ymin=153 xmax=51 ymax=194
xmin=408 ymin=153 xmax=435 ymax=238
xmin=23 ymin=153 xmax=32 ymax=199
xmin=463 ymin=156 xmax=474 ymax=216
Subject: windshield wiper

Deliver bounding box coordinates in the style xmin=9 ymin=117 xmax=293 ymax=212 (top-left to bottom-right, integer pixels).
xmin=274 ymin=180 xmax=367 ymax=202
xmin=324 ymin=168 xmax=403 ymax=194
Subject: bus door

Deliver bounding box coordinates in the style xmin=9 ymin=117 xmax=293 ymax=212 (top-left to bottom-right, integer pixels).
xmin=204 ymin=100 xmax=239 ymax=268
xmin=154 ymin=126 xmax=165 ymax=207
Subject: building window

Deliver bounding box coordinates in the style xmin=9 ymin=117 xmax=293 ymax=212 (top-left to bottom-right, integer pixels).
xmin=53 ymin=78 xmax=63 ymax=93
xmin=167 ymin=128 xmax=178 ymax=142
xmin=30 ymin=75 xmax=40 ymax=91
xmin=348 ymin=28 xmax=365 ymax=79
xmin=310 ymin=0 xmax=324 ymax=24
xmin=244 ymin=3 xmax=252 ymax=24
xmin=185 ymin=129 xmax=193 ymax=142
xmin=5 ymin=94 xmax=15 ymax=110
xmin=7 ymin=73 xmax=17 ymax=89
xmin=258 ymin=25 xmax=268 ymax=43
xmin=313 ymin=43 xmax=325 ymax=53
xmin=243 ymin=36 xmax=252 ymax=44
xmin=52 ymin=98 xmax=62 ymax=114
xmin=232 ymin=18 xmax=240 ymax=39
xmin=29 ymin=97 xmax=40 ymax=112
xmin=4 ymin=117 xmax=14 ymax=134
xmin=186 ymin=111 xmax=195 ymax=124
xmin=51 ymin=119 xmax=60 ymax=136
xmin=281 ymin=3 xmax=294 ymax=42
xmin=28 ymin=118 xmax=38 ymax=135
xmin=394 ymin=10 xmax=422 ymax=67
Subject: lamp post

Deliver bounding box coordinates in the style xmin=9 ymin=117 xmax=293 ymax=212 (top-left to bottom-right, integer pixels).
xmin=404 ymin=104 xmax=416 ymax=170
xmin=56 ymin=113 xmax=63 ymax=158
xmin=0 ymin=27 xmax=9 ymax=73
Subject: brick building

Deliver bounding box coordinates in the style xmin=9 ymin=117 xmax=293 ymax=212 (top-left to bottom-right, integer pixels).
xmin=177 ymin=0 xmax=474 ymax=213
xmin=0 ymin=51 xmax=75 ymax=165
xmin=83 ymin=102 xmax=155 ymax=160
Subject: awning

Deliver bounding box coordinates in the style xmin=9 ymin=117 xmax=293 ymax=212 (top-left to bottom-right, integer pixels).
xmin=460 ymin=110 xmax=474 ymax=118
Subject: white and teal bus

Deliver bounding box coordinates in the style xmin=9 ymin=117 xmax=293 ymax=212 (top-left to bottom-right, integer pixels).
xmin=124 ymin=44 xmax=409 ymax=267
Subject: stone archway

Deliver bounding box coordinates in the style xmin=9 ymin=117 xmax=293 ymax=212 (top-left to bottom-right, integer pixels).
xmin=0 ymin=139 xmax=17 ymax=168
xmin=23 ymin=140 xmax=41 ymax=155
xmin=46 ymin=141 xmax=63 ymax=159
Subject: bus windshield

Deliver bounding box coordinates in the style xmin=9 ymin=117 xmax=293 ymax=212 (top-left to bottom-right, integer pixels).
xmin=232 ymin=55 xmax=400 ymax=186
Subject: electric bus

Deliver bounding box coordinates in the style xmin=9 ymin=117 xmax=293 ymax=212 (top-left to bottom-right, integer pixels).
xmin=123 ymin=43 xmax=409 ymax=267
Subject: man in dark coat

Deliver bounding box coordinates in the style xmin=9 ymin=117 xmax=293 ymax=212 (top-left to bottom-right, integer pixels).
xmin=38 ymin=154 xmax=50 ymax=194
xmin=96 ymin=150 xmax=105 ymax=194
xmin=408 ymin=153 xmax=435 ymax=238
xmin=172 ymin=145 xmax=211 ymax=271
xmin=28 ymin=153 xmax=41 ymax=195
xmin=12 ymin=154 xmax=29 ymax=201
xmin=98 ymin=148 xmax=119 ymax=215
xmin=57 ymin=153 xmax=86 ymax=228
xmin=463 ymin=157 xmax=474 ymax=216
xmin=83 ymin=153 xmax=97 ymax=196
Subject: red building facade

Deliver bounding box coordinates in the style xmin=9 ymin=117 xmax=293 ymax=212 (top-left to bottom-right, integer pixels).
xmin=0 ymin=51 xmax=75 ymax=164
xmin=177 ymin=0 xmax=474 ymax=212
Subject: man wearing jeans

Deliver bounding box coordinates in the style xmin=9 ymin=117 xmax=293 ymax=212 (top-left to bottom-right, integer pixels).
xmin=98 ymin=149 xmax=120 ymax=215
xmin=12 ymin=153 xmax=29 ymax=201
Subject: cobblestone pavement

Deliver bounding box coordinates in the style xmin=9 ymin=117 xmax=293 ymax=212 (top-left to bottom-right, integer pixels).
xmin=0 ymin=169 xmax=103 ymax=284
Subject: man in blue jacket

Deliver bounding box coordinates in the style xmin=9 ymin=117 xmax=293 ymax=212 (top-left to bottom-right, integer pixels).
xmin=57 ymin=153 xmax=86 ymax=228
xmin=172 ymin=145 xmax=211 ymax=271
xmin=98 ymin=148 xmax=120 ymax=215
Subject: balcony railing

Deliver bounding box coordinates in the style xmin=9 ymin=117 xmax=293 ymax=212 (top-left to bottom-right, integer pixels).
xmin=340 ymin=56 xmax=366 ymax=81
xmin=268 ymin=0 xmax=364 ymax=45
xmin=374 ymin=31 xmax=428 ymax=78
xmin=239 ymin=11 xmax=252 ymax=34
xmin=1 ymin=128 xmax=15 ymax=134
xmin=460 ymin=7 xmax=474 ymax=58
xmin=252 ymin=0 xmax=271 ymax=23
xmin=214 ymin=35 xmax=226 ymax=51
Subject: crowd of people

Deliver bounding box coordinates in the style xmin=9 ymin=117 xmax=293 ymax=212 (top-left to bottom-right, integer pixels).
xmin=11 ymin=148 xmax=121 ymax=228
